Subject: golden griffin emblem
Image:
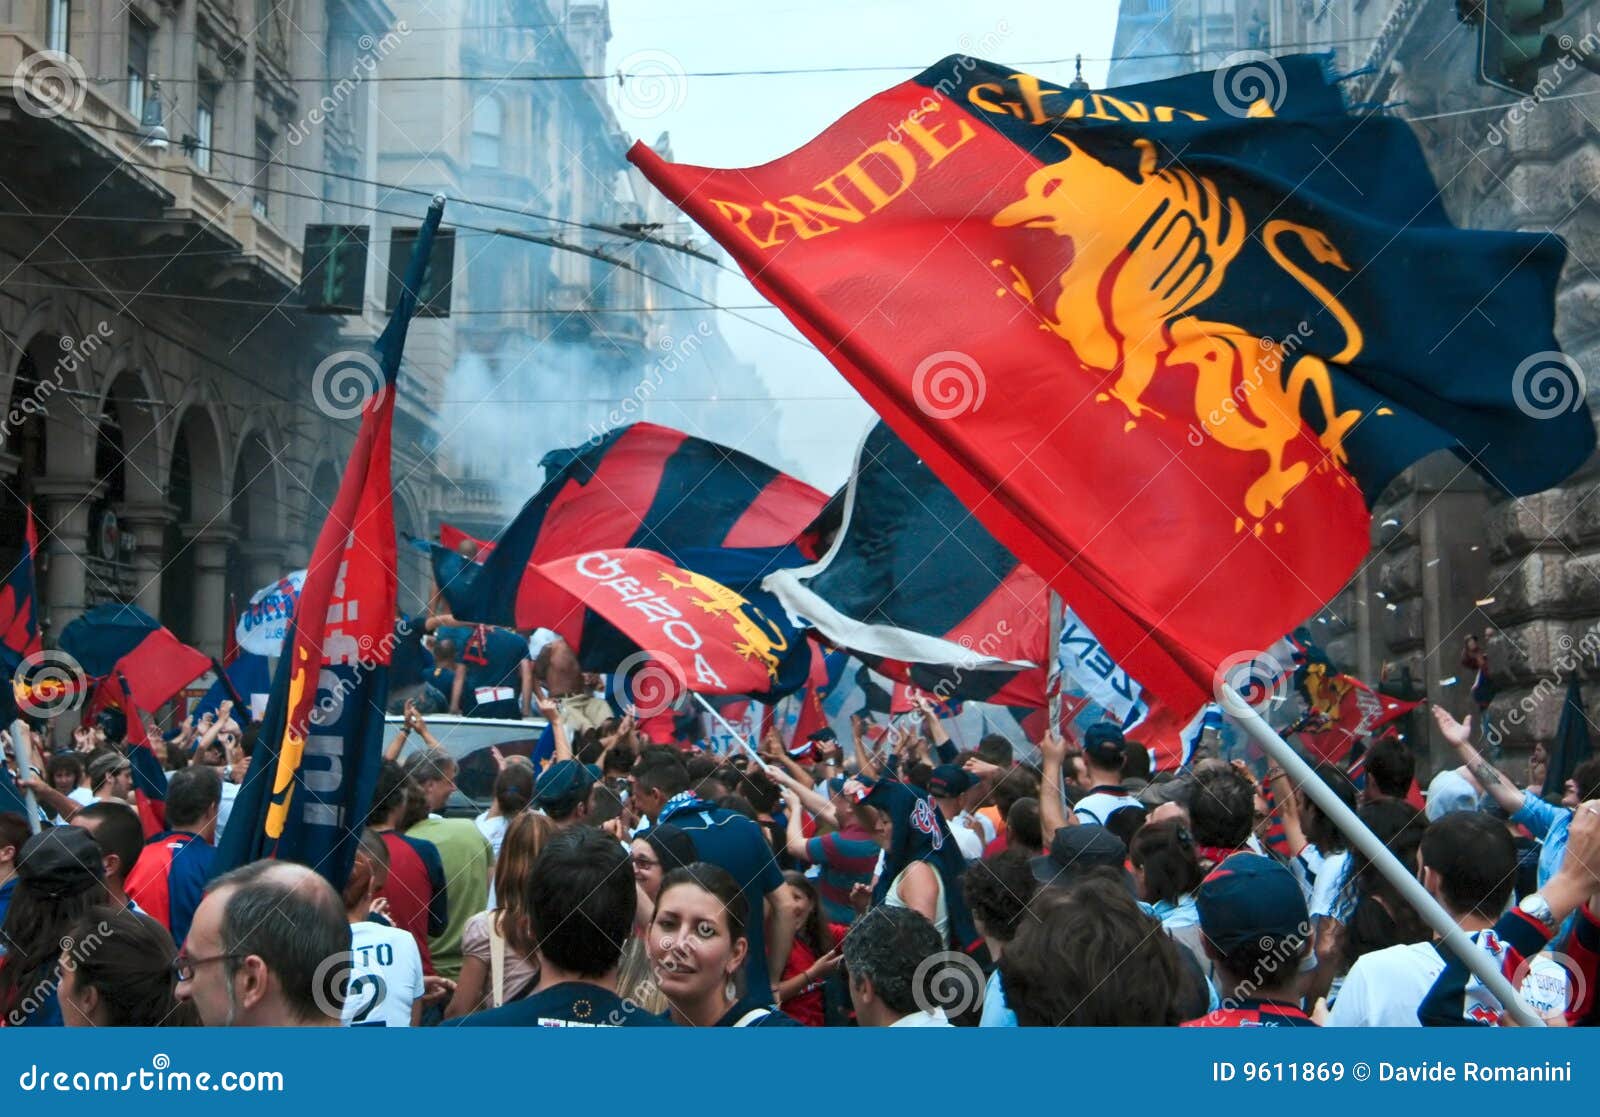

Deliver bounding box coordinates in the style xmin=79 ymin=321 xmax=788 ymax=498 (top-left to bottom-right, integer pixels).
xmin=658 ymin=569 xmax=789 ymax=679
xmin=991 ymin=134 xmax=1367 ymax=528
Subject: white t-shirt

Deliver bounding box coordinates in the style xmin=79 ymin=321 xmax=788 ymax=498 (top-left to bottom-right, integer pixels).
xmin=947 ymin=819 xmax=984 ymax=862
xmin=1073 ymin=788 xmax=1143 ymax=826
xmin=1308 ymin=849 xmax=1353 ymax=923
xmin=1326 ymin=932 xmax=1567 ymax=1027
xmin=344 ymin=921 xmax=425 ymax=1028
xmin=475 ymin=812 xmax=508 ymax=858
xmin=215 ymin=780 xmax=239 ymax=836
xmin=958 ymin=809 xmax=997 ymax=847
xmin=68 ymin=787 xmax=96 ymax=808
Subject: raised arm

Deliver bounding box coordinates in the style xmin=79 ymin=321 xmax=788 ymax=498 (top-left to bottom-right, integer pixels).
xmin=1431 ymin=706 xmax=1525 ymax=815
xmin=849 ymin=714 xmax=880 ymax=780
xmin=536 ymin=691 xmax=572 ymax=762
xmin=1038 ymin=729 xmax=1072 ymax=840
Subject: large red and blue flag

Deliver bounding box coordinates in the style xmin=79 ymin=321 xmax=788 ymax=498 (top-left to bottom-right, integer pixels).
xmin=631 ymin=54 xmax=1595 ymax=717
xmin=435 ymin=423 xmax=829 ymax=668
xmin=216 ymin=198 xmax=444 ymax=890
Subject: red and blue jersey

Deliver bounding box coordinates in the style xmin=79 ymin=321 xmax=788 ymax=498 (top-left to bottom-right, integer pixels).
xmin=124 ymin=830 xmax=216 ymax=947
xmin=1183 ymin=999 xmax=1319 ymax=1028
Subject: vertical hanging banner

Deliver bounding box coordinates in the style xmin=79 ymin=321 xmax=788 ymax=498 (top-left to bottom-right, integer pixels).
xmin=218 ymin=197 xmax=445 ymax=890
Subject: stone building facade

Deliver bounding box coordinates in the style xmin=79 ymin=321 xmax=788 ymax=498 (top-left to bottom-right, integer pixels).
xmin=1 ymin=0 xmax=762 ymax=661
xmin=1107 ymin=0 xmax=1600 ymax=773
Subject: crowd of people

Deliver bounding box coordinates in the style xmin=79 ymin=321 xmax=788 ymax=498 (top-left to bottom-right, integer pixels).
xmin=3 ymin=623 xmax=1600 ymax=1030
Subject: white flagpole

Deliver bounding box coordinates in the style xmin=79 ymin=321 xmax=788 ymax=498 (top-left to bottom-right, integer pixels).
xmin=691 ymin=692 xmax=773 ymax=773
xmin=11 ymin=719 xmax=42 ymax=834
xmin=1046 ymin=592 xmax=1064 ymax=735
xmin=1220 ymin=683 xmax=1544 ymax=1027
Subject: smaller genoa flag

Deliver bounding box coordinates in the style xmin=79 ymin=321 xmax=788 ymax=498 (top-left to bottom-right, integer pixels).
xmin=216 ymin=198 xmax=442 ymax=890
xmin=435 ymin=423 xmax=828 ymax=661
xmin=537 ymin=546 xmax=810 ymax=701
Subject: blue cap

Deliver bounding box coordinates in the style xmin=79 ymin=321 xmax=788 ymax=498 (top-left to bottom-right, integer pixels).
xmin=534 ymin=759 xmax=594 ymax=809
xmin=928 ymin=764 xmax=978 ymax=798
xmin=1195 ymin=853 xmax=1309 ymax=952
xmin=1082 ymin=722 xmax=1127 ymax=769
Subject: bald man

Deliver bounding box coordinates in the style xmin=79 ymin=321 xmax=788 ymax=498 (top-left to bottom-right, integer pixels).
xmin=175 ymin=861 xmax=350 ymax=1026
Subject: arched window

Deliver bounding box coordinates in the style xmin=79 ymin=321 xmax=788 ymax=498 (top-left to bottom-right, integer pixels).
xmin=471 ymin=96 xmax=503 ymax=168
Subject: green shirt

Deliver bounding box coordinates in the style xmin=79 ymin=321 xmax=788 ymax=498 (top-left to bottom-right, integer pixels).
xmin=406 ymin=817 xmax=492 ymax=980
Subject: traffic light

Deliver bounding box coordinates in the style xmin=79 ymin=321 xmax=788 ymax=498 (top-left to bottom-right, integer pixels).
xmin=300 ymin=224 xmax=369 ymax=314
xmin=1477 ymin=0 xmax=1564 ymax=95
xmin=386 ymin=226 xmax=455 ymax=317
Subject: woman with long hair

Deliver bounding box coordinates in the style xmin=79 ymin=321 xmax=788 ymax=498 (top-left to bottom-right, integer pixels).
xmin=647 ymin=863 xmax=800 ymax=1027
xmin=57 ymin=905 xmax=195 ymax=1027
xmin=1338 ymin=799 xmax=1432 ymax=971
xmin=445 ymin=811 xmax=555 ymax=1017
xmin=770 ymin=871 xmax=843 ymax=1026
xmin=0 ymin=828 xmax=111 ymax=1027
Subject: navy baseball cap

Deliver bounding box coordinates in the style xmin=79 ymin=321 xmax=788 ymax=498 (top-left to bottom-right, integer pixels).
xmin=534 ymin=760 xmax=595 ymax=809
xmin=1082 ymin=722 xmax=1127 ymax=769
xmin=928 ymin=764 xmax=978 ymax=798
xmin=1195 ymin=853 xmax=1310 ymax=953
xmin=1029 ymin=825 xmax=1129 ymax=889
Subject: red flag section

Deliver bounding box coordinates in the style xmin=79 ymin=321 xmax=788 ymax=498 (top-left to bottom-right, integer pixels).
xmin=537 ymin=548 xmax=796 ymax=698
xmin=628 ymin=69 xmax=1372 ymax=716
xmin=116 ymin=627 xmax=212 ymax=712
xmin=440 ymin=522 xmax=494 ymax=560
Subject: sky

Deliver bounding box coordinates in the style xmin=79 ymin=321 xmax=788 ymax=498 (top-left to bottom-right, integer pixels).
xmin=604 ymin=0 xmax=1121 ymax=490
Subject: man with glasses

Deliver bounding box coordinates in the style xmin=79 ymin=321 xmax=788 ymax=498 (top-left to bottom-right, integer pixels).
xmin=174 ymin=860 xmax=348 ymax=1026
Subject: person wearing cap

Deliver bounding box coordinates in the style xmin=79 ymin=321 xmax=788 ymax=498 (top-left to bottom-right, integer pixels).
xmin=1029 ymin=824 xmax=1132 ymax=893
xmin=87 ymin=750 xmax=135 ymax=807
xmin=533 ymin=759 xmax=594 ymax=829
xmin=780 ymin=776 xmax=880 ymax=926
xmin=927 ymin=764 xmax=984 ymax=862
xmin=1072 ymin=723 xmax=1143 ymax=827
xmin=0 ymin=827 xmax=112 ymax=1026
xmin=1183 ymin=853 xmax=1317 ymax=1027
